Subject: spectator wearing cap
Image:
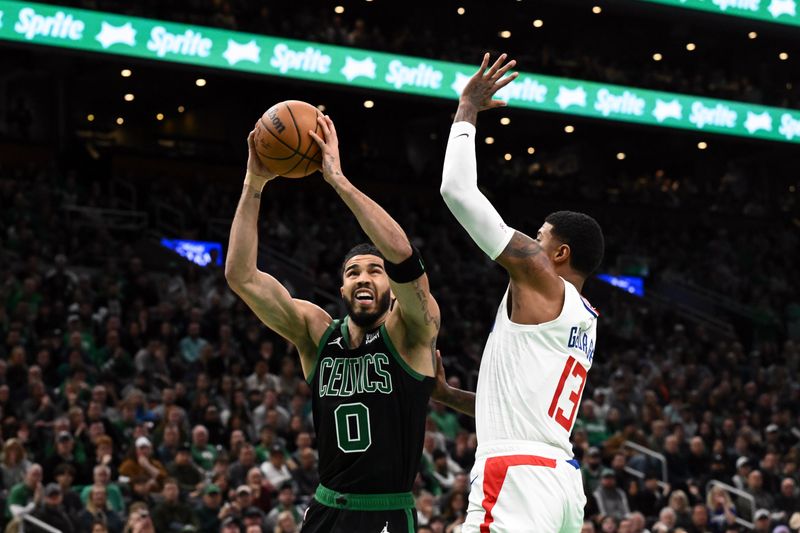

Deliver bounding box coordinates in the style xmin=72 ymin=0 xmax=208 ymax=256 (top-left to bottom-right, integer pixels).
xmin=219 ymin=484 xmax=254 ymax=523
xmin=1 ymin=437 xmax=32 ymax=488
xmin=706 ymin=485 xmax=738 ymax=532
xmin=593 ymin=467 xmax=631 ymax=520
xmin=220 ymin=515 xmax=243 ymax=533
xmin=265 ymin=483 xmax=302 ymax=531
xmin=30 ymin=481 xmax=75 ymax=533
xmin=43 ymin=430 xmax=88 ymax=484
xmin=151 ymin=477 xmax=198 ymax=532
xmin=708 ymin=454 xmax=730 ymax=486
xmin=77 ymin=484 xmax=124 ymax=533
xmin=582 ymin=447 xmax=604 ymax=497
xmin=752 ymin=509 xmax=772 ymax=533
xmin=195 ymin=483 xmax=223 ymax=533
xmin=243 ymin=504 xmax=268 ymax=530
xmin=167 ymin=442 xmax=204 ymax=493
xmin=431 ymin=448 xmax=458 ymax=492
xmin=119 ymin=436 xmax=168 ymax=492
xmin=261 ymin=444 xmax=292 ymax=489
xmin=81 ymin=464 xmax=125 ymax=513
xmin=191 ymin=424 xmax=217 ymax=471
xmin=733 ymin=456 xmax=752 ymax=491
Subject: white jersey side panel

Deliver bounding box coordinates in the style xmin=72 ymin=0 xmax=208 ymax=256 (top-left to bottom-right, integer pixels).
xmin=475 ymin=278 xmax=597 ymax=459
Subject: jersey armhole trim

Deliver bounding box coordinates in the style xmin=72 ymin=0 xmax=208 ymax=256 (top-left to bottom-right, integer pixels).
xmin=379 ymin=324 xmax=426 ymax=382
xmin=306 ymin=319 xmax=339 ymax=384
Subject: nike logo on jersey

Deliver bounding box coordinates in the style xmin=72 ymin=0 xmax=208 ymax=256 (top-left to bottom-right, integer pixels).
xmin=470 ymin=474 xmax=479 ymax=486
xmin=365 ymin=331 xmax=380 ymax=344
xmin=454 ymin=133 xmax=469 ymax=139
xmin=328 ymin=336 xmax=344 ymax=349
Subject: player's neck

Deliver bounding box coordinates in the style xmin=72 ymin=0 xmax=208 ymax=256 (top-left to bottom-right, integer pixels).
xmin=345 ymin=315 xmax=387 ymax=347
xmin=560 ymin=270 xmax=585 ymax=293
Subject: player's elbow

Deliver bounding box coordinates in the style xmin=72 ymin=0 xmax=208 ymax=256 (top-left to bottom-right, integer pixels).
xmin=224 ymin=261 xmax=250 ymax=290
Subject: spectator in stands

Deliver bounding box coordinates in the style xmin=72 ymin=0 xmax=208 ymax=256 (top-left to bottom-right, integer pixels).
xmin=119 ymin=437 xmax=168 ymax=492
xmin=190 ymin=425 xmax=217 ymax=471
xmin=167 ymin=442 xmax=203 ymax=493
xmin=706 ymin=485 xmax=737 ymax=532
xmin=246 ymin=466 xmax=273 ymax=513
xmin=30 ymin=482 xmax=75 ymax=533
xmin=264 ymin=482 xmax=302 ymax=530
xmin=81 ymin=464 xmax=125 ymax=513
xmin=273 ymin=509 xmax=300 ymax=533
xmin=1 ymin=438 xmax=32 ymax=489
xmin=669 ymin=490 xmax=693 ymax=529
xmin=738 ymin=470 xmax=775 ymax=521
xmin=151 ymin=477 xmax=198 ymax=532
xmin=228 ymin=442 xmax=258 ymax=488
xmin=6 ymin=463 xmax=43 ymax=521
xmin=124 ymin=501 xmax=155 ymax=533
xmin=775 ymin=478 xmax=800 ymax=522
xmin=53 ymin=463 xmax=83 ymax=518
xmin=688 ymin=503 xmax=711 ymax=533
xmin=291 ymin=447 xmax=318 ymax=500
xmin=752 ymin=508 xmax=772 ymax=533
xmin=261 ymin=444 xmax=292 ymax=489
xmin=594 ymin=468 xmax=631 ymax=520
xmin=76 ymin=484 xmax=124 ymax=533
xmin=195 ymin=483 xmax=223 ymax=533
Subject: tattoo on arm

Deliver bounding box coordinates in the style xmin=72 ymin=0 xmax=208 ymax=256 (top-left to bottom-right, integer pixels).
xmin=253 ymin=191 xmax=261 ymax=199
xmin=503 ymin=232 xmax=543 ymax=258
xmin=410 ymin=278 xmax=440 ymax=372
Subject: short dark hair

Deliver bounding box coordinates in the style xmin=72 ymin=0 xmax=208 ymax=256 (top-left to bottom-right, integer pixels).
xmin=544 ymin=211 xmax=604 ymax=276
xmin=339 ymin=243 xmax=384 ymax=278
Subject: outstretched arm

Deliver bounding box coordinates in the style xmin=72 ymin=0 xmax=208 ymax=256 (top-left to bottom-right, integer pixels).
xmin=225 ymin=128 xmax=331 ymax=377
xmin=440 ymin=54 xmax=556 ymax=289
xmin=310 ymin=116 xmax=439 ymax=376
xmin=431 ymin=351 xmax=475 ymax=417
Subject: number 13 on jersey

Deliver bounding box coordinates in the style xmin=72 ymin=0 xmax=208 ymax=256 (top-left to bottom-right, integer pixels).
xmin=547 ymin=356 xmax=588 ymax=433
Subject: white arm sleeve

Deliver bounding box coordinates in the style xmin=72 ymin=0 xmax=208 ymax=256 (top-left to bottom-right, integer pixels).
xmin=440 ymin=121 xmax=515 ymax=260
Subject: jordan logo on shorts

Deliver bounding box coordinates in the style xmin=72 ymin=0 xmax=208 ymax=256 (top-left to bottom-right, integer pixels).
xmin=380 ymin=522 xmax=390 ymax=533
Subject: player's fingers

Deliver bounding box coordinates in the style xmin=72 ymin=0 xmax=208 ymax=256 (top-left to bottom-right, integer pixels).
xmin=495 ymin=71 xmax=519 ymax=90
xmin=475 ymin=52 xmax=490 ymax=76
xmin=324 ymin=115 xmax=338 ymax=140
xmin=485 ymin=53 xmax=507 ymax=79
xmin=316 ymin=115 xmax=331 ymax=138
xmin=308 ymin=130 xmax=325 ymax=148
xmin=489 ymin=99 xmax=508 ymax=108
xmin=493 ymin=59 xmax=516 ymax=79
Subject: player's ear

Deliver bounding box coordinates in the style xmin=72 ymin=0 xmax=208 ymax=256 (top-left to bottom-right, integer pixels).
xmin=553 ymin=243 xmax=571 ymax=266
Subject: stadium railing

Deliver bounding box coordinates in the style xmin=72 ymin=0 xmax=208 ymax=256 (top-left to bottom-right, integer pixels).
xmin=622 ymin=440 xmax=669 ymax=490
xmin=19 ymin=513 xmax=63 ymax=533
xmin=705 ymin=480 xmax=756 ymax=531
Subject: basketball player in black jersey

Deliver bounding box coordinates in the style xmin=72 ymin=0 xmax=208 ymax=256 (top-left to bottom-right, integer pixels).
xmin=226 ymin=115 xmax=439 ymax=533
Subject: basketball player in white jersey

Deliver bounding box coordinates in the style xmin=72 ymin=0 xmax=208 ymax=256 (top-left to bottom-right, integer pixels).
xmin=434 ymin=53 xmax=605 ymax=532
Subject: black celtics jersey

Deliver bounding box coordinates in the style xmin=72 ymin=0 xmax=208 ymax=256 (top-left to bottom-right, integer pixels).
xmin=307 ymin=316 xmax=434 ymax=494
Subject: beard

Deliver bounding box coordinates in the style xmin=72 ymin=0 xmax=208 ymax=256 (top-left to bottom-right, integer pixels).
xmin=344 ymin=290 xmax=392 ymax=327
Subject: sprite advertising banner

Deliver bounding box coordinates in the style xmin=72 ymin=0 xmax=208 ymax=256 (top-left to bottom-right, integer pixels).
xmin=638 ymin=0 xmax=800 ymax=28
xmin=2 ymin=0 xmax=800 ymax=144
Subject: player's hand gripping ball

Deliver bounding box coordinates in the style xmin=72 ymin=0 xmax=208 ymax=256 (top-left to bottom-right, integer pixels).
xmin=253 ymin=100 xmax=323 ymax=178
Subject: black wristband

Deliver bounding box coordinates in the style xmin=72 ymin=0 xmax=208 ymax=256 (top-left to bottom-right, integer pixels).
xmin=385 ymin=246 xmax=426 ymax=283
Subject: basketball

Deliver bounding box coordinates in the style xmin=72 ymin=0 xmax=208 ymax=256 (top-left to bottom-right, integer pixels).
xmin=254 ymin=100 xmax=323 ymax=178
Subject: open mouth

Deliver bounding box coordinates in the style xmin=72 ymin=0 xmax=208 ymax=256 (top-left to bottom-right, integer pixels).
xmin=354 ymin=289 xmax=374 ymax=303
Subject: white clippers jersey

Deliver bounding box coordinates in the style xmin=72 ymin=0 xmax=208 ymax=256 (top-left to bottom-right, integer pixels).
xmin=475 ymin=278 xmax=597 ymax=459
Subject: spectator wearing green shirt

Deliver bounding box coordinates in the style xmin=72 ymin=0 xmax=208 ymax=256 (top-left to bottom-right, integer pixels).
xmin=429 ymin=401 xmax=461 ymax=441
xmin=6 ymin=463 xmax=43 ymax=521
xmin=179 ymin=322 xmax=209 ymax=364
xmin=80 ymin=464 xmax=125 ymax=513
xmin=191 ymin=425 xmax=217 ymax=471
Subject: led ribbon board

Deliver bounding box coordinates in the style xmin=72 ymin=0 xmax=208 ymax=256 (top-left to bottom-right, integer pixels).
xmin=2 ymin=0 xmax=800 ymax=143
xmin=637 ymin=0 xmax=800 ymax=28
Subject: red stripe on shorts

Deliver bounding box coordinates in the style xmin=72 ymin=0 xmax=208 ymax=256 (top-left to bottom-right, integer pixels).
xmin=480 ymin=454 xmax=557 ymax=533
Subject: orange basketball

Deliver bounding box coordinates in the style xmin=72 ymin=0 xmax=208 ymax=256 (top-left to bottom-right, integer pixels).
xmin=253 ymin=100 xmax=323 ymax=178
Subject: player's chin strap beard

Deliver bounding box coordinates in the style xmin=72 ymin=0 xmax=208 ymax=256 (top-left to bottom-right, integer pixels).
xmin=345 ymin=291 xmax=392 ymax=328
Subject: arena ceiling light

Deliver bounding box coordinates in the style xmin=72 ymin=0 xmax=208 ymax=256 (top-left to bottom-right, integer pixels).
xmin=195 ymin=78 xmax=207 ymax=87
xmin=116 ymin=117 xmax=124 ymax=125
xmin=484 ymin=136 xmax=495 ymax=144
xmin=532 ymin=19 xmax=544 ymax=28
xmin=120 ymin=69 xmax=131 ymax=77
xmin=363 ymin=99 xmax=374 ymax=108
xmin=457 ymin=7 xmax=465 ymax=15
xmin=748 ymin=31 xmax=757 ymax=39
xmin=177 ymin=106 xmax=185 ymax=113
xmin=616 ymin=152 xmax=626 ymax=160
xmin=334 ymin=5 xmax=344 ymax=14
xmin=652 ymin=53 xmax=663 ymax=61
xmin=87 ymin=114 xmax=95 ymax=122
xmin=779 ymin=52 xmax=789 ymax=61
xmin=697 ymin=141 xmax=708 ymax=149
xmin=592 ymin=6 xmax=602 ymax=14
xmin=564 ymin=125 xmax=575 ymax=133
xmin=500 ymin=117 xmax=511 ymax=125
xmin=156 ymin=113 xmax=164 ymax=121
xmin=686 ymin=42 xmax=696 ymax=51
xmin=499 ymin=30 xmax=511 ymax=39
xmin=527 ymin=147 xmax=535 ymax=154
xmin=503 ymin=153 xmax=512 ymax=161
xmin=123 ymin=93 xmax=134 ymax=101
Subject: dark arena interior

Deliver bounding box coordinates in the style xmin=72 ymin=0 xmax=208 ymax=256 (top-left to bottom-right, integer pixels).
xmin=1 ymin=0 xmax=799 ymax=532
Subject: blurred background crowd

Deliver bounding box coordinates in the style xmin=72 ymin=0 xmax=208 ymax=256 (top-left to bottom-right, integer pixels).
xmin=1 ymin=1 xmax=800 ymax=532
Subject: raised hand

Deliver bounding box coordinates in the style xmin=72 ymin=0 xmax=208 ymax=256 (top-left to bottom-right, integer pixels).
xmin=245 ymin=126 xmax=278 ymax=190
xmin=308 ymin=114 xmax=346 ymax=187
xmin=459 ymin=53 xmax=518 ymax=113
